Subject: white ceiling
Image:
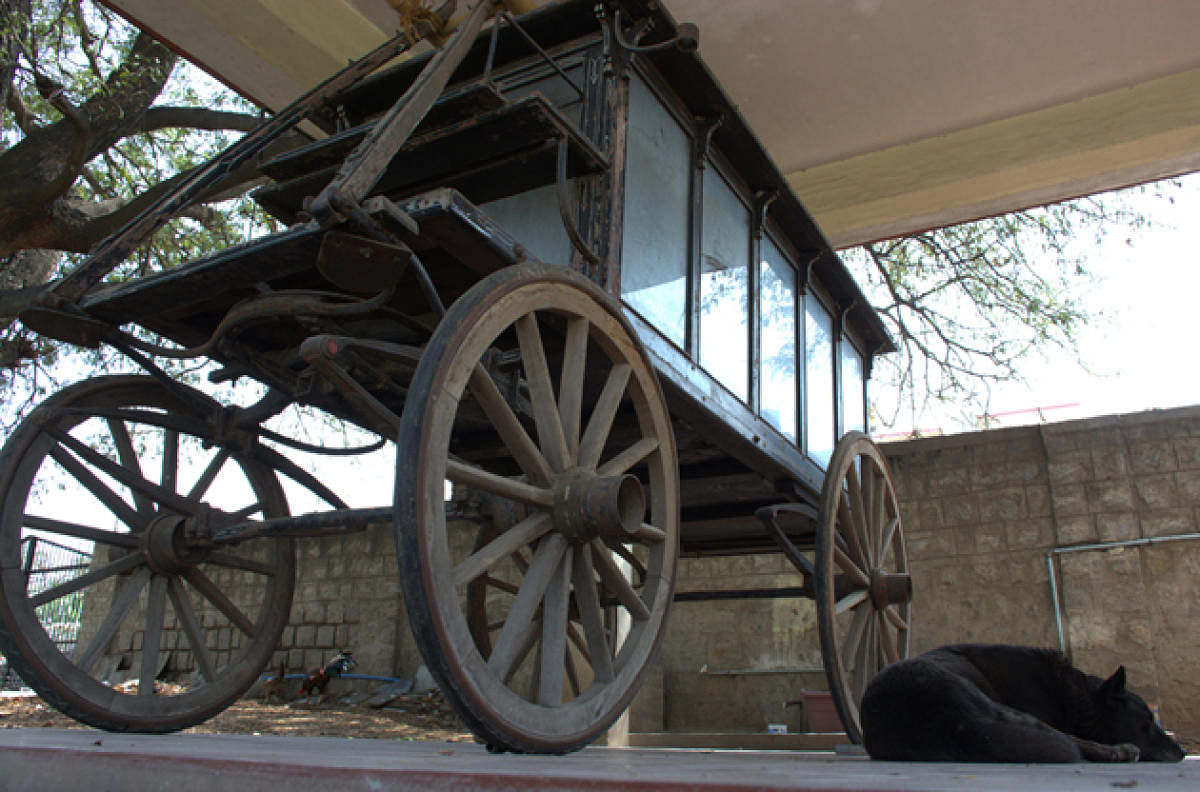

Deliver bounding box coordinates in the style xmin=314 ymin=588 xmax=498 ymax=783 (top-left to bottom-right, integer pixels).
xmin=102 ymin=0 xmax=1200 ymax=246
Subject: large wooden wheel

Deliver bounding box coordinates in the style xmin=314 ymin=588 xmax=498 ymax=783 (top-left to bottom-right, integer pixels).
xmin=0 ymin=376 xmax=295 ymax=732
xmin=815 ymin=431 xmax=911 ymax=744
xmin=396 ymin=263 xmax=679 ymax=754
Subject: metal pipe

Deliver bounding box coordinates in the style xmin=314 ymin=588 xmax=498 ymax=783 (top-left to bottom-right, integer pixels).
xmin=1047 ymin=531 xmax=1200 ymax=653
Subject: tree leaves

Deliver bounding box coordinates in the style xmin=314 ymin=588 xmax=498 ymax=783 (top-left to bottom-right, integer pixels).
xmin=0 ymin=0 xmax=273 ymax=425
xmin=842 ymin=185 xmax=1174 ymax=431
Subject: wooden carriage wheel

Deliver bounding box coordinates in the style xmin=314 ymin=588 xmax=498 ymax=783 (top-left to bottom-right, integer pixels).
xmin=396 ymin=262 xmax=679 ymax=754
xmin=0 ymin=376 xmax=295 ymax=732
xmin=815 ymin=431 xmax=911 ymax=744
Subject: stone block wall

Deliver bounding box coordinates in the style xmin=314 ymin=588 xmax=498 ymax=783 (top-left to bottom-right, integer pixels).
xmin=76 ymin=521 xmax=417 ymax=695
xmin=648 ymin=553 xmax=826 ymax=732
xmin=634 ymin=405 xmax=1200 ymax=739
xmin=71 ymin=406 xmax=1200 ymax=741
xmin=274 ymin=522 xmax=417 ymax=683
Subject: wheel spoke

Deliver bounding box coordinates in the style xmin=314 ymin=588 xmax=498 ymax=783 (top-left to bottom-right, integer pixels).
xmin=833 ymin=546 xmax=871 ymax=589
xmin=161 ymin=429 xmax=179 ymax=498
xmin=879 ymin=516 xmax=899 ymax=562
xmin=869 ymin=464 xmax=887 ymax=557
xmin=840 ymin=600 xmax=870 ymax=677
xmin=23 ymin=514 xmax=139 ymax=549
xmin=514 ymin=313 xmax=571 ymax=473
xmin=48 ymin=427 xmax=204 ymax=519
xmin=883 ymin=604 xmax=908 ymax=632
xmin=506 ymin=619 xmax=542 ymax=686
xmin=608 ymin=541 xmax=647 ymax=583
xmin=835 ymin=588 xmax=869 ymax=614
xmin=578 ymin=363 xmax=630 ymax=470
xmin=446 ymin=459 xmax=554 ymax=508
xmin=205 ymin=551 xmax=276 ymax=576
xmin=469 ymin=363 xmax=555 ymax=486
xmin=187 ymin=449 xmax=230 ymax=501
xmin=633 ymin=522 xmax=666 ymax=544
xmin=106 ymin=418 xmax=154 ymax=517
xmin=590 ymin=538 xmax=649 ymax=621
xmin=168 ymin=575 xmax=216 ymax=682
xmin=76 ymin=566 xmax=151 ymax=675
xmin=558 ymin=316 xmax=589 ymax=463
xmin=571 ymin=543 xmax=613 ymax=682
xmin=855 ymin=612 xmax=876 ymax=702
xmin=482 ymin=574 xmax=520 ymax=596
xmin=597 ymin=437 xmax=658 ymax=478
xmin=453 ymin=513 xmax=552 ymax=587
xmin=837 ymin=495 xmax=868 ymax=570
xmin=487 ymin=533 xmax=568 ymax=682
xmin=844 ymin=462 xmax=873 ymax=568
xmin=228 ymin=502 xmax=265 ymax=520
xmin=182 ymin=567 xmax=257 ymax=638
xmin=139 ymin=574 xmax=168 ymax=697
xmin=564 ymin=641 xmax=582 ymax=699
xmin=30 ymin=552 xmax=145 ymax=608
xmin=878 ymin=609 xmax=900 ymax=665
xmin=47 ymin=440 xmax=146 ymax=532
xmin=566 ymin=621 xmax=591 ymax=665
xmin=538 ymin=545 xmax=573 ymax=706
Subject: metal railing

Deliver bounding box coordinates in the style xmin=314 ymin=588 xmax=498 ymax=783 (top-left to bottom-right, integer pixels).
xmin=1 ymin=536 xmax=93 ymax=690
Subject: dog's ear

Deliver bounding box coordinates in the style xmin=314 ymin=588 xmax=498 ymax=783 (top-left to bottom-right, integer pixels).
xmin=1101 ymin=666 xmax=1127 ymax=697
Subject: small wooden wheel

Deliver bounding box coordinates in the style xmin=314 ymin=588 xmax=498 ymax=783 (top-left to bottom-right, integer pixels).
xmin=815 ymin=431 xmax=911 ymax=744
xmin=0 ymin=376 xmax=295 ymax=732
xmin=396 ymin=263 xmax=679 ymax=754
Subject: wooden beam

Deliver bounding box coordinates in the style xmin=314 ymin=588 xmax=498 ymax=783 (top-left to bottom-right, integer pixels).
xmin=790 ymin=66 xmax=1200 ymax=246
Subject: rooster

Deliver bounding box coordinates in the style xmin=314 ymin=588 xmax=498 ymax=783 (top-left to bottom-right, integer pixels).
xmin=299 ymin=650 xmax=356 ymax=701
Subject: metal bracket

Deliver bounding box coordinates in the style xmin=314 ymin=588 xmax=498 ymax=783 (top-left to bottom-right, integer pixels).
xmin=611 ymin=8 xmax=699 ymax=56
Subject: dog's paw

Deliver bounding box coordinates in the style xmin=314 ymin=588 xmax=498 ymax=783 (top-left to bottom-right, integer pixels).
xmin=1110 ymin=743 xmax=1141 ymax=762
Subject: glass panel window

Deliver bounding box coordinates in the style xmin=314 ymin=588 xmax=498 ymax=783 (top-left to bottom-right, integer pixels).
xmin=841 ymin=338 xmax=866 ymax=435
xmin=805 ymin=297 xmax=835 ymax=466
xmin=482 ymin=183 xmax=573 ymax=266
xmin=759 ymin=238 xmax=796 ymax=441
xmin=699 ymin=167 xmax=750 ymax=401
xmin=620 ymin=76 xmax=690 ymax=348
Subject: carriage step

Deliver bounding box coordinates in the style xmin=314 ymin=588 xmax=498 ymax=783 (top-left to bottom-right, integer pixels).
xmin=252 ymin=95 xmax=608 ymax=224
xmin=257 ymin=80 xmax=508 ymax=181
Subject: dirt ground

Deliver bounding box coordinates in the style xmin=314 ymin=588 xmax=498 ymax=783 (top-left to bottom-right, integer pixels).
xmin=0 ymin=688 xmax=474 ymax=742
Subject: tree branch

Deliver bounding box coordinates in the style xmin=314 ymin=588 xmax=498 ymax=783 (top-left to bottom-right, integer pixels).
xmin=132 ymin=106 xmax=261 ymax=136
xmin=30 ymin=72 xmax=91 ymax=205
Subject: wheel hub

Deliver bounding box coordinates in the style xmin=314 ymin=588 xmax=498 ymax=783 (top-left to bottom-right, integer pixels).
xmin=869 ymin=569 xmax=913 ymax=610
xmin=145 ymin=513 xmax=207 ymax=574
xmin=552 ymin=468 xmax=646 ymax=544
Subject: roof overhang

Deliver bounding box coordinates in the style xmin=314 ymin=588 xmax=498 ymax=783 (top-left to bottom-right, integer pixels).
xmin=100 ymin=0 xmax=1200 ymax=247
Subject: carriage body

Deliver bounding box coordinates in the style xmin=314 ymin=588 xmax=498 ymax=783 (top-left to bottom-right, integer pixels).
xmin=1 ymin=0 xmax=910 ymax=753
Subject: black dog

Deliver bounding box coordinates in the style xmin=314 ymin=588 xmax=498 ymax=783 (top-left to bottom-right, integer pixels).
xmin=861 ymin=644 xmax=1184 ymax=763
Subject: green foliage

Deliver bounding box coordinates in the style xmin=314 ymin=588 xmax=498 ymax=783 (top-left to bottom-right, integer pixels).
xmin=1 ymin=0 xmax=276 ymax=428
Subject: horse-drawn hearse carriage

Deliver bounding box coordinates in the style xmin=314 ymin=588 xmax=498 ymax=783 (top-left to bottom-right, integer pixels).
xmin=0 ymin=0 xmax=911 ymax=754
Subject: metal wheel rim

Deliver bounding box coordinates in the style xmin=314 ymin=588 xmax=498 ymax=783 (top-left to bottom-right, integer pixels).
xmin=815 ymin=431 xmax=911 ymax=744
xmin=0 ymin=375 xmax=295 ymax=732
xmin=397 ymin=263 xmax=679 ymax=753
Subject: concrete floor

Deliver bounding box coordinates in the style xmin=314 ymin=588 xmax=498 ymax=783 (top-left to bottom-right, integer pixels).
xmin=0 ymin=728 xmax=1196 ymax=792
